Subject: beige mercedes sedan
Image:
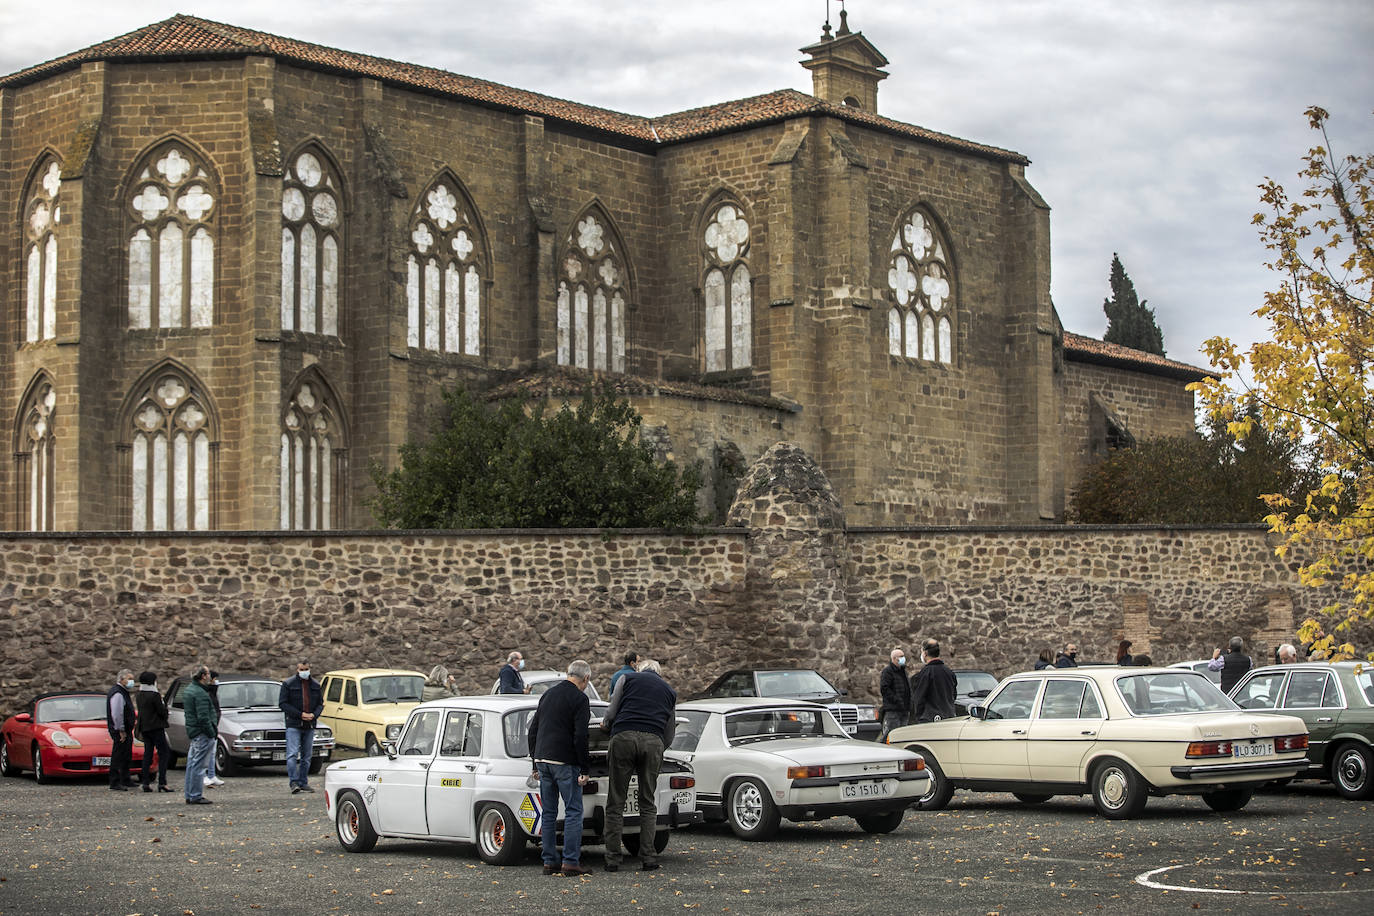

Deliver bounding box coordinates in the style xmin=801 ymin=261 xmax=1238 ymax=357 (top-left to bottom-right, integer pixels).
xmin=887 ymin=667 xmax=1308 ymax=819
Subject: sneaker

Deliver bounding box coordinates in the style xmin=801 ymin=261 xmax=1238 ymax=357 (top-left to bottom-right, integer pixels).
xmin=206 ymin=777 xmax=225 ymax=787
xmin=298 ymin=785 xmax=315 ymax=793
xmin=291 ymin=785 xmax=303 ymax=794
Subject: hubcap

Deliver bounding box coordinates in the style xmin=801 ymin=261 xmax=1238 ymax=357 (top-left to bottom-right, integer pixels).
xmin=920 ymin=769 xmax=939 ymax=803
xmin=479 ymin=809 xmax=507 ymax=856
xmin=1100 ymin=767 xmax=1127 ymax=807
xmin=733 ymin=782 xmax=763 ymax=830
xmin=1338 ymin=750 xmax=1367 ymax=790
xmin=339 ymin=800 xmax=359 ymax=844
xmin=34 ymin=747 xmax=43 ymax=780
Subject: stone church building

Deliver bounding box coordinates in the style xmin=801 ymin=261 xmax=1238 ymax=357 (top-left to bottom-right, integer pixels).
xmin=1 ymin=13 xmax=1209 ymax=533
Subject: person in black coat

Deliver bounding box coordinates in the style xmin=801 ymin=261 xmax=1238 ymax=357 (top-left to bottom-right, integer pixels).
xmin=527 ymin=660 xmax=593 ymax=876
xmin=135 ymin=671 xmax=173 ymax=792
xmin=878 ymin=648 xmax=911 ymax=739
xmin=910 ymin=639 xmax=958 ymax=723
xmin=278 ymin=661 xmax=324 ymax=793
xmin=106 ymin=668 xmax=137 ymax=790
xmin=1054 ymin=643 xmax=1079 ymax=668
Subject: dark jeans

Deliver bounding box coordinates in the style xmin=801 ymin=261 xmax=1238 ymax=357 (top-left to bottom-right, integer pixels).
xmin=536 ymin=762 xmax=584 ymax=867
xmin=108 ymin=730 xmax=134 ymax=787
xmin=140 ymin=728 xmax=171 ymax=787
xmin=879 ymin=710 xmax=910 ymax=741
xmin=604 ymin=730 xmax=663 ymax=866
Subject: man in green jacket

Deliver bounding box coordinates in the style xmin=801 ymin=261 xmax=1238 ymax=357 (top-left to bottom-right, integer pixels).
xmin=183 ymin=666 xmax=216 ymax=805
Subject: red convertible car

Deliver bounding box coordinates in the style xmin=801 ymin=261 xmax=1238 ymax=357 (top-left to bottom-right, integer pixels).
xmin=1 ymin=692 xmax=146 ymax=782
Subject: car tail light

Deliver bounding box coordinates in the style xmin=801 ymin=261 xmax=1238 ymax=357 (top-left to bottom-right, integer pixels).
xmin=787 ymin=765 xmax=828 ymax=779
xmin=1186 ymin=741 xmax=1233 ymax=758
xmin=669 ymin=776 xmax=695 ymax=790
xmin=1276 ymin=734 xmax=1309 ymax=752
xmin=901 ymin=757 xmax=925 ymax=772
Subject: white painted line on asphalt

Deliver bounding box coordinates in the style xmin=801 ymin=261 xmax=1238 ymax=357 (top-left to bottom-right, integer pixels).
xmin=1135 ymin=864 xmax=1246 ymax=895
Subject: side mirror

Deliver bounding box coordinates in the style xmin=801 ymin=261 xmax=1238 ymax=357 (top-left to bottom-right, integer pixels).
xmin=383 ymin=741 xmax=397 ymax=760
xmin=968 ymin=705 xmax=988 ymax=720
xmin=15 ymin=713 xmax=32 ymax=724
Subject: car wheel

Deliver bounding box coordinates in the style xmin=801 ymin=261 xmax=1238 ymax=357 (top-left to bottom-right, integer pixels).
xmin=1090 ymin=759 xmax=1148 ymax=819
xmin=476 ymin=803 xmax=527 ymax=865
xmin=335 ymin=790 xmax=378 ymax=853
xmin=1012 ymin=792 xmax=1053 ymax=805
xmin=912 ymin=751 xmax=955 ymax=811
xmin=308 ymin=757 xmax=323 ymax=776
xmin=1330 ymin=742 xmax=1374 ymax=800
xmin=365 ymin=733 xmax=383 ymax=757
xmin=215 ymin=740 xmax=238 ymax=777
xmin=33 ymin=744 xmax=50 ymax=784
xmin=0 ymin=741 xmax=18 ymax=777
xmin=622 ymin=830 xmax=671 ymax=856
xmin=726 ymin=777 xmax=781 ymax=841
xmin=1201 ymin=787 xmax=1253 ymax=812
xmin=854 ymin=810 xmax=905 ymax=834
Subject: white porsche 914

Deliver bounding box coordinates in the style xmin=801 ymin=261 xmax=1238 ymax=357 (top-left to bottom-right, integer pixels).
xmin=886 ymin=667 xmax=1309 ymax=819
xmin=323 ymin=695 xmax=701 ymax=864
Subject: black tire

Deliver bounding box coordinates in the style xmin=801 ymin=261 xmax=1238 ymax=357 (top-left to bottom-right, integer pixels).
xmin=622 ymin=830 xmax=671 ymax=856
xmin=1090 ymin=758 xmax=1148 ymax=819
xmin=335 ymin=790 xmax=379 ymax=853
xmin=214 ymin=740 xmax=238 ymax=777
xmin=0 ymin=741 xmax=18 ymax=777
xmin=1201 ymin=787 xmax=1253 ymax=812
xmin=1013 ymin=792 xmax=1053 ymax=804
xmin=365 ymin=733 xmax=383 ymax=757
xmin=1330 ymin=742 xmax=1374 ymax=800
xmin=33 ymin=744 xmax=50 ymax=784
xmin=308 ymin=757 xmax=323 ymax=775
xmin=912 ymin=750 xmax=955 ymax=811
xmin=726 ymin=777 xmax=781 ymax=841
xmin=855 ymin=810 xmax=905 ymax=834
xmin=475 ymin=803 xmax=526 ymax=865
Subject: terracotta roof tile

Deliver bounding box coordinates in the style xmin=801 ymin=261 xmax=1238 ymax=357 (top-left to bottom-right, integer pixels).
xmin=485 ymin=367 xmax=802 ymax=413
xmin=0 ymin=14 xmax=1025 ymax=162
xmin=1062 ymin=331 xmax=1214 ymax=381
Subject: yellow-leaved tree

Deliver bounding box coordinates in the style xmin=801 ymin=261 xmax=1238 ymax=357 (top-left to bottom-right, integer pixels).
xmin=1192 ymin=107 xmax=1373 ymax=661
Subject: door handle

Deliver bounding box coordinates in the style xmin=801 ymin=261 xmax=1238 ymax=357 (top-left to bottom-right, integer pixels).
xmin=1081 ymin=730 xmax=1096 ymax=736
xmin=1011 ymin=729 xmax=1026 ymax=735
xmin=1316 ymin=717 xmax=1333 ymax=723
xmin=419 ymin=762 xmax=430 ymax=769
xmin=465 ymin=764 xmax=477 ymax=771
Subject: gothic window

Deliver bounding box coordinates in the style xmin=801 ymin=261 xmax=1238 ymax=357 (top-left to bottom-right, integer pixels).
xmin=406 ymin=176 xmax=484 ymax=355
xmin=128 ymin=371 xmax=214 ymax=530
xmin=24 ymin=159 xmax=62 ymax=343
xmin=16 ymin=377 xmax=56 ymax=531
xmin=281 ymin=149 xmax=343 ymax=335
xmin=702 ymin=202 xmax=751 ymax=373
xmin=280 ymin=377 xmax=346 ymax=530
xmin=887 ymin=208 xmax=954 ymax=365
xmin=557 ymin=211 xmax=626 ymax=372
xmin=126 ymin=144 xmax=217 ymax=330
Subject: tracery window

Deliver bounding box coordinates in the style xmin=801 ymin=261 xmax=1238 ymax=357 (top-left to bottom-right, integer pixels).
xmin=557 ymin=211 xmax=625 ymax=372
xmin=24 ymin=159 xmax=61 ymax=343
xmin=126 ymin=144 xmax=216 ymax=330
xmin=406 ymin=177 xmax=483 ymax=355
xmin=128 ymin=371 xmax=214 ymax=530
xmin=280 ymin=378 xmax=346 ymax=530
xmin=702 ymin=202 xmax=751 ymax=373
xmin=16 ymin=378 xmax=56 ymax=531
xmin=281 ymin=149 xmax=342 ymax=335
xmin=887 ymin=209 xmax=954 ymax=365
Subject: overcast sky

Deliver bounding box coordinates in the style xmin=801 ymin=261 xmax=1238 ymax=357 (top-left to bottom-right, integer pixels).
xmin=4 ymin=1 xmax=1372 ymax=369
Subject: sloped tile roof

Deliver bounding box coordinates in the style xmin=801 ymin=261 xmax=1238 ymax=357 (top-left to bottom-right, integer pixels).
xmin=485 ymin=367 xmax=802 ymax=413
xmin=0 ymin=14 xmax=1026 ymax=163
xmin=1062 ymin=331 xmax=1214 ymax=382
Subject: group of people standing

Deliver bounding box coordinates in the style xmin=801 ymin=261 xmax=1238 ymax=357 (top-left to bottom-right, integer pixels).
xmin=877 ymin=639 xmax=957 ymax=740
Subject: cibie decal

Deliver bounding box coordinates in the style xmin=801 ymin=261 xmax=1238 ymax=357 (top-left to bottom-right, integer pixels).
xmin=518 ymin=792 xmax=542 ymax=833
xmin=439 ymin=778 xmax=462 ymax=788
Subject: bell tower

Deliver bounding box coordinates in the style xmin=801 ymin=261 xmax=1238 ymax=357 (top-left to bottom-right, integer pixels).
xmin=799 ymin=6 xmax=889 ymax=112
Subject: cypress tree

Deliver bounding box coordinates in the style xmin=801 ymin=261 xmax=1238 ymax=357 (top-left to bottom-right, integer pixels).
xmin=1102 ymin=253 xmax=1166 ymax=356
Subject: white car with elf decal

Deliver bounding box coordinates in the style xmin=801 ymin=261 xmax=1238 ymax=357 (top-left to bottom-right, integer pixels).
xmin=323 ymin=694 xmax=702 ymax=864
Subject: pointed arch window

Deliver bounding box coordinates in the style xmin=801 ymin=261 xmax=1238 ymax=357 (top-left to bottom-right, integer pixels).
xmin=888 ymin=209 xmax=955 ymax=365
xmin=281 ymin=149 xmax=343 ymax=336
xmin=557 ymin=212 xmax=626 ymax=372
xmin=128 ymin=372 xmax=214 ymax=530
xmin=16 ymin=378 xmax=57 ymax=531
xmin=280 ymin=378 xmax=346 ymax=530
xmin=702 ymin=202 xmax=751 ymax=373
xmin=24 ymin=159 xmax=62 ymax=343
xmin=405 ymin=177 xmax=484 ymax=355
xmin=126 ymin=144 xmax=217 ymax=330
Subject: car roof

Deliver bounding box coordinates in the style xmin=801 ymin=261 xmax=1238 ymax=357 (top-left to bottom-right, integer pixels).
xmin=716 ymin=668 xmax=822 ymax=674
xmin=516 ymin=670 xmax=566 ymax=679
xmin=320 ymin=668 xmax=425 ymax=677
xmin=952 ymin=669 xmax=996 ymax=675
xmin=170 ymin=673 xmax=280 ymax=683
xmin=1003 ymin=666 xmax=1194 ymax=682
xmin=412 ymin=694 xmax=609 ymax=713
xmin=1244 ymin=662 xmax=1366 ymax=675
xmin=678 ymin=697 xmax=828 ymax=713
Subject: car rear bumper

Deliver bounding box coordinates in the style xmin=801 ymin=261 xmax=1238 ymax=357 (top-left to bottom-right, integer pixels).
xmin=1170 ymin=758 xmax=1305 ymax=780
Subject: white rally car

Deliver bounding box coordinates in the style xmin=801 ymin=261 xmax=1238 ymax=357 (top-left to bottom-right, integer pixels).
xmin=323 ymin=695 xmax=701 ymax=864
xmin=667 ymin=698 xmax=929 ymax=840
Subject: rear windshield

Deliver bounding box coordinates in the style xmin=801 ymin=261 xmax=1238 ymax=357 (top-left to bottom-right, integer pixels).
xmin=724 ymin=707 xmax=845 ymax=744
xmin=216 ymin=681 xmax=281 ymax=709
xmin=359 ymin=676 xmax=424 ymax=704
xmin=503 ymin=702 xmax=609 ymax=758
xmin=1116 ymin=672 xmax=1236 ymax=715
xmin=36 ymin=696 xmax=106 ymax=723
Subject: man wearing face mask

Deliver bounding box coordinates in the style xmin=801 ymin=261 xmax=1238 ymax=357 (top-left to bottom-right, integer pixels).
xmin=106 ymin=668 xmax=138 ymax=791
xmin=498 ymin=651 xmax=531 ymax=695
xmin=878 ymin=648 xmax=912 ymax=741
xmin=1055 ymin=643 xmax=1079 ymax=668
xmin=278 ymin=660 xmax=324 ymax=794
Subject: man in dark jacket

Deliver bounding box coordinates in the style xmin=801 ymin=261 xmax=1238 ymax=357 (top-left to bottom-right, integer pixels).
xmin=278 ymin=660 xmax=324 ymax=795
xmin=910 ymin=639 xmax=958 ymax=723
xmin=1209 ymin=637 xmax=1253 ymax=694
xmin=527 ymin=659 xmax=592 ymax=877
xmin=601 ymin=659 xmax=677 ymax=873
xmin=183 ymin=665 xmax=216 ymax=804
xmin=878 ymin=648 xmax=911 ymax=740
xmin=1055 ymin=643 xmax=1079 ymax=668
xmin=106 ymin=668 xmax=137 ymax=791
xmin=498 ymin=651 xmax=529 ymax=694
xmin=135 ymin=671 xmax=173 ymax=792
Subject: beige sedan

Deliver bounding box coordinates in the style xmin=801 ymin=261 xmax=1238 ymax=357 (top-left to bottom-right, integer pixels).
xmin=887 ymin=667 xmax=1308 ymax=819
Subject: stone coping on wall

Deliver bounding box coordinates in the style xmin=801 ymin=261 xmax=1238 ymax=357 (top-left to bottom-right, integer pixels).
xmin=0 ymin=526 xmax=750 ymax=541
xmin=848 ymin=523 xmax=1273 ymax=535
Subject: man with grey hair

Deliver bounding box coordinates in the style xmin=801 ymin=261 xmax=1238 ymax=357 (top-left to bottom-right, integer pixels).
xmin=105 ymin=668 xmax=137 ymax=790
xmin=1208 ymin=636 xmax=1253 ymax=693
xmin=182 ymin=665 xmax=216 ymax=804
xmin=498 ymin=650 xmax=530 ymax=694
xmin=878 ymin=648 xmax=911 ymax=740
xmin=527 ymin=659 xmax=592 ymax=876
xmin=1278 ymin=644 xmax=1299 ymax=664
xmin=601 ymin=658 xmax=677 ymax=873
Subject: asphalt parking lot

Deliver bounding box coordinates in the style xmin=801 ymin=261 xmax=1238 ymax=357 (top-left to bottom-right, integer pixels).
xmin=0 ymin=761 xmax=1369 ymax=916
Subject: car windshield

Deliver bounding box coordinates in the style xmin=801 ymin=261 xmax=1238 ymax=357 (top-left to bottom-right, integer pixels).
xmin=958 ymin=672 xmax=998 ymax=694
xmin=754 ymin=670 xmax=838 ymax=698
xmin=1116 ymin=672 xmax=1235 ymax=715
xmin=724 ymin=707 xmax=844 ymax=744
xmin=216 ymin=681 xmax=281 ymax=709
xmin=35 ymin=696 xmax=105 ymax=723
xmin=669 ymin=710 xmax=713 ymax=753
xmin=359 ymin=675 xmax=424 ymax=704
xmin=502 ymin=703 xmax=609 ymax=758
